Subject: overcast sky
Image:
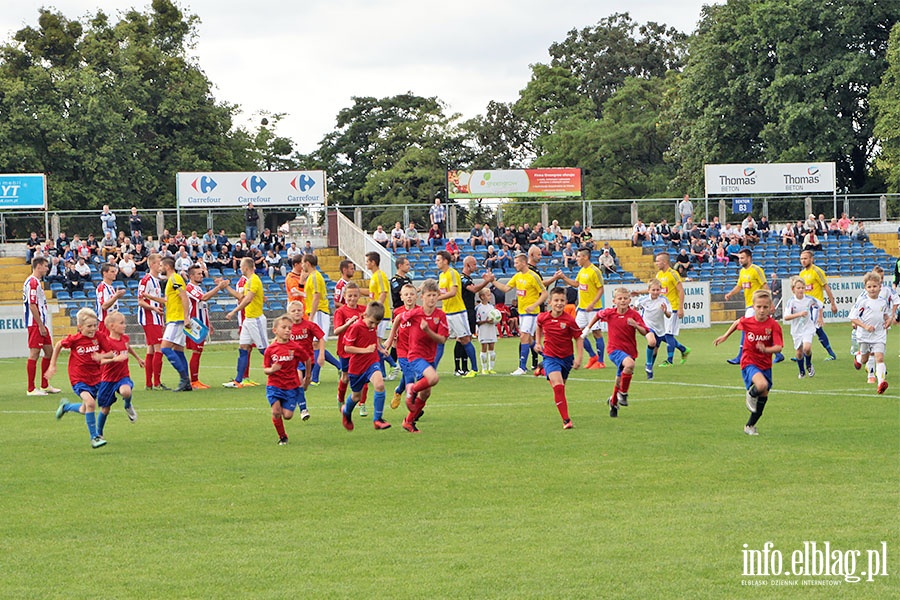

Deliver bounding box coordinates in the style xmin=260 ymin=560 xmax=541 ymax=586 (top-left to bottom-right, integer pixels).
xmin=2 ymin=1 xmax=719 ymax=154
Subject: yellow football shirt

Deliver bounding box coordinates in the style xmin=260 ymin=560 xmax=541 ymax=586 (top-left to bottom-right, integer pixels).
xmin=799 ymin=265 xmax=828 ymax=303
xmin=738 ymin=263 xmax=767 ymax=307
xmin=244 ymin=273 xmax=265 ymax=319
xmin=509 ymin=270 xmax=545 ymax=315
xmin=576 ymin=265 xmax=605 ymax=310
xmin=369 ymin=269 xmax=392 ymax=319
xmin=165 ymin=272 xmax=187 ymax=323
xmin=304 ymin=269 xmax=330 ymax=315
xmin=655 ymin=267 xmax=683 ymax=312
xmin=438 ymin=267 xmax=465 ymax=314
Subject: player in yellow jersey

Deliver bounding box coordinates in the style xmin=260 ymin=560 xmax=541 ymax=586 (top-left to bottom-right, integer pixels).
xmin=223 ymin=257 xmax=268 ymax=388
xmin=302 ymin=253 xmax=341 ymax=383
xmin=724 ymin=247 xmax=784 ymax=364
xmin=555 ymin=248 xmax=607 ymax=369
xmin=644 ymin=252 xmax=690 ymax=366
xmin=159 ymin=256 xmax=193 ymax=392
xmin=798 ymin=250 xmax=838 ymax=360
xmin=367 ymin=252 xmax=400 ymax=382
xmin=492 ymin=253 xmax=548 ymax=375
xmin=435 ymin=250 xmax=479 ymax=376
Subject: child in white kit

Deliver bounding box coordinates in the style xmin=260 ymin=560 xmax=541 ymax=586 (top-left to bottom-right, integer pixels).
xmin=632 ymin=278 xmax=671 ymax=380
xmin=475 ymin=288 xmax=499 ymax=374
xmin=783 ymin=276 xmax=822 ymax=379
xmin=850 ymin=272 xmax=892 ymax=394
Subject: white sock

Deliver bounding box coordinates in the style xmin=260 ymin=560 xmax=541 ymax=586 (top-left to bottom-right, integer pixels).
xmin=876 ymin=362 xmax=886 ymax=384
xmin=480 ymin=352 xmax=487 ymax=371
xmin=489 ymin=351 xmax=496 ymax=370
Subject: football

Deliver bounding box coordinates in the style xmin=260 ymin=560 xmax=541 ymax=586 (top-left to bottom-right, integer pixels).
xmin=488 ymin=308 xmax=503 ymax=324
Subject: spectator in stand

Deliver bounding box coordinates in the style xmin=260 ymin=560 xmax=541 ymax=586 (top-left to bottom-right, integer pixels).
xmin=266 ymin=249 xmax=286 ymax=279
xmin=669 ymin=224 xmax=682 ymax=247
xmin=372 ymin=225 xmax=390 ymax=248
xmin=725 ymin=236 xmax=743 ymax=262
xmin=245 ymin=202 xmax=259 ymax=242
xmin=201 ymin=247 xmax=216 ymax=268
xmin=273 ymin=231 xmax=286 ymax=254
xmin=406 ymin=221 xmax=421 ymax=248
xmin=286 ymin=242 xmax=301 ymax=261
xmin=678 ymin=194 xmax=694 ymax=224
xmin=301 ymin=240 xmax=315 ymax=255
xmin=173 ymin=230 xmax=187 ymax=250
xmin=631 ymin=219 xmax=649 ymax=246
xmin=25 ymin=232 xmax=42 ymax=263
xmin=722 ymin=221 xmax=741 ymax=242
xmin=74 ymin=256 xmax=92 ymax=279
xmin=216 ymin=229 xmax=231 ymax=254
xmin=804 ymin=213 xmax=817 ymax=235
xmin=714 ymin=245 xmax=729 ymax=264
xmin=429 ymin=197 xmax=447 ymax=237
xmin=792 ymin=220 xmax=805 ymax=242
xmin=391 ymin=221 xmax=407 ymax=251
xmin=541 ymin=227 xmax=559 ymax=252
xmin=853 ymin=221 xmax=869 ymax=243
xmin=581 ymin=226 xmax=595 ymax=250
xmin=802 ymin=229 xmax=822 ymax=252
xmin=216 ymin=248 xmax=231 ymax=270
xmin=547 ymin=220 xmax=562 ymax=242
xmin=482 ymin=223 xmax=495 ymax=248
xmin=133 ymin=242 xmax=148 ymax=272
xmin=201 ymin=228 xmax=216 ymax=253
xmin=445 ymin=238 xmax=461 ymax=263
xmin=100 ymin=205 xmax=117 ymax=237
xmin=527 ymin=226 xmax=542 ymax=249
xmin=100 ymin=231 xmax=118 ymax=260
xmin=599 ymin=248 xmax=617 ymax=275
xmin=828 ymin=218 xmax=842 ymax=238
xmin=696 ymin=217 xmax=709 ymax=235
xmin=62 ymin=260 xmax=83 ymax=293
xmin=690 ymin=237 xmax=709 ymax=264
xmin=515 ymin=225 xmax=529 ymax=250
xmin=175 ymin=248 xmax=193 ymax=276
xmin=46 ymin=256 xmax=66 ymax=285
xmin=562 ymin=241 xmax=577 ymax=269
xmin=483 ymin=245 xmax=501 ymax=272
xmin=758 ymin=216 xmax=770 ymax=241
xmin=187 ymin=231 xmax=203 ymax=255
xmin=744 ymin=220 xmax=760 ymax=246
xmin=675 ymin=248 xmax=693 ymax=278
xmin=706 ymin=218 xmax=721 ymax=243
xmin=118 ymin=253 xmax=139 ymax=281
xmin=251 ymin=245 xmax=266 ymax=275
xmin=494 ymin=221 xmax=506 ymax=242
xmin=495 ymin=246 xmax=511 ymax=273
xmin=816 ymin=214 xmax=828 ymax=238
xmin=231 ymin=242 xmax=248 ymax=271
xmin=258 ymin=228 xmax=274 ymax=252
xmin=645 ymin=222 xmax=659 ymax=245
xmin=129 ymin=207 xmax=142 ymax=239
xmin=469 ymin=223 xmax=485 ymax=248
xmin=84 ymin=233 xmax=99 ymax=260
xmin=500 ymin=227 xmax=516 ymax=252
xmin=658 ymin=219 xmax=672 ymax=244
xmin=601 ymin=241 xmax=618 ymax=264
xmin=55 ymin=231 xmax=70 ymax=257
xmin=570 ymin=220 xmax=584 ymax=243
xmin=838 ymin=212 xmax=852 ymax=235
xmin=428 ymin=223 xmax=444 ymax=249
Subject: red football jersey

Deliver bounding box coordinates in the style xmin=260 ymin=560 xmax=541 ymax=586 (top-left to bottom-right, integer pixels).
xmin=537 ymin=311 xmax=581 ymax=359
xmin=343 ymin=319 xmax=379 ymax=375
xmin=290 ymin=318 xmax=325 ymax=357
xmin=99 ymin=333 xmax=131 ymax=382
xmin=595 ymin=307 xmax=648 ymax=359
xmin=393 ymin=305 xmax=413 ymax=359
xmin=737 ymin=316 xmax=784 ymax=370
xmin=403 ymin=306 xmax=449 ymax=363
xmin=263 ymin=341 xmax=311 ymax=390
xmin=60 ymin=333 xmax=103 ymax=386
xmin=334 ymin=304 xmax=366 ymax=359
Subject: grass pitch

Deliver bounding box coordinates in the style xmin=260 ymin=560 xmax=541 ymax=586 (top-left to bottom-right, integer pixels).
xmin=1 ymin=324 xmax=897 ymax=599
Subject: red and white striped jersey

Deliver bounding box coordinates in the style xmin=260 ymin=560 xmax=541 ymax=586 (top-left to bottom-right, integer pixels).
xmin=235 ymin=275 xmax=247 ymax=326
xmin=23 ymin=275 xmax=48 ymax=327
xmin=185 ymin=282 xmax=210 ymax=327
xmin=137 ymin=273 xmax=164 ymax=326
xmin=95 ymin=281 xmax=119 ymax=324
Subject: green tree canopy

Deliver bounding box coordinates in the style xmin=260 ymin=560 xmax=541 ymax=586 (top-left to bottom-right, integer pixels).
xmin=872 ymin=22 xmax=900 ymax=193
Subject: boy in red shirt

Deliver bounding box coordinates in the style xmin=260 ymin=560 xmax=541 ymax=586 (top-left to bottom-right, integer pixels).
xmin=263 ymin=315 xmax=313 ymax=445
xmin=342 ymin=302 xmax=390 ymax=431
xmin=47 ymin=308 xmax=113 ymax=449
xmin=586 ymin=287 xmax=656 ymax=418
xmin=714 ymin=289 xmax=784 ymax=435
xmin=287 ymin=300 xmax=326 ymax=421
xmin=535 ymin=287 xmax=584 ymax=429
xmin=383 ymin=283 xmax=418 ymax=409
xmin=333 ymin=282 xmax=367 ymax=413
xmin=400 ymin=279 xmax=449 ymax=433
xmin=97 ymin=312 xmax=145 ymax=437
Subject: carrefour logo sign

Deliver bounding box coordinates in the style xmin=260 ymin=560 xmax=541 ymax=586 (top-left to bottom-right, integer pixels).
xmin=241 ymin=176 xmax=267 ymax=193
xmin=290 ymin=174 xmax=316 ymax=192
xmin=191 ymin=176 xmax=217 ymax=193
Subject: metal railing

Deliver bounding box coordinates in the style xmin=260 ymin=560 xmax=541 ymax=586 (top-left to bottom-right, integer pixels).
xmin=335 ymin=210 xmax=396 ymax=278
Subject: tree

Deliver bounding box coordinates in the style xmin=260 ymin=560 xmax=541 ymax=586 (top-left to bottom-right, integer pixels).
xmin=459 ymin=101 xmax=532 ymax=169
xmin=0 ymin=1 xmax=252 ymax=211
xmin=668 ymin=0 xmax=897 ymax=195
xmin=872 ymin=22 xmax=900 ymax=193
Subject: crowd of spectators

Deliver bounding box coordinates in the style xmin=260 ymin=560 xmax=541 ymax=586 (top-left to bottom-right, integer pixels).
xmin=24 ymin=206 xmax=309 ymax=289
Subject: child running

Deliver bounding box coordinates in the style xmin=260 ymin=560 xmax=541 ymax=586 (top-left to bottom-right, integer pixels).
xmin=474 ymin=288 xmax=499 ymax=374
xmin=586 ymin=287 xmax=656 ymax=418
xmin=341 ymin=302 xmax=390 ymax=431
xmin=96 ymin=312 xmax=144 ymax=438
xmin=263 ymin=315 xmax=313 ymax=445
xmin=851 ymin=272 xmax=892 ymax=394
xmin=401 ymin=279 xmax=449 ymax=433
xmin=47 ymin=308 xmax=112 ymax=449
xmin=632 ymin=278 xmax=671 ymax=380
xmin=783 ymin=276 xmax=822 ymax=379
xmin=287 ymin=300 xmax=327 ymax=421
xmin=535 ymin=287 xmax=584 ymax=429
xmin=333 ymin=282 xmax=367 ymax=413
xmin=384 ymin=283 xmax=418 ymax=409
xmin=714 ymin=290 xmax=784 ymax=435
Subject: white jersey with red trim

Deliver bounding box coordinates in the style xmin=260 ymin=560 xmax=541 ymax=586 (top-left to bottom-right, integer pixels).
xmin=95 ymin=281 xmax=119 ymax=324
xmin=23 ymin=275 xmax=48 ymax=327
xmin=137 ymin=273 xmax=164 ymax=326
xmin=334 ymin=278 xmax=349 ymax=307
xmin=185 ymin=282 xmax=210 ymax=327
xmin=235 ymin=275 xmax=247 ymax=326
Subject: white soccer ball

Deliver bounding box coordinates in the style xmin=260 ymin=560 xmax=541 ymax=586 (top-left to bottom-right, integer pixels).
xmin=488 ymin=308 xmax=503 ymax=324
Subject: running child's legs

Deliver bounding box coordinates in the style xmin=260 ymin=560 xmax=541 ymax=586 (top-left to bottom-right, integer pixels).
xmin=746 ymin=371 xmax=770 ymax=427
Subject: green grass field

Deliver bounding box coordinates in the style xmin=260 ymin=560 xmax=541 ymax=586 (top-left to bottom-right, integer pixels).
xmin=1 ymin=324 xmax=897 ymax=599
